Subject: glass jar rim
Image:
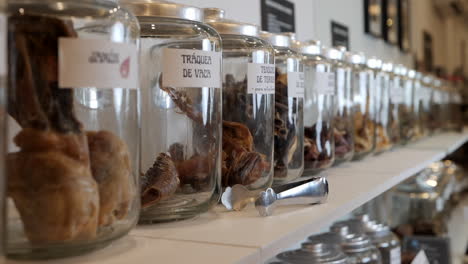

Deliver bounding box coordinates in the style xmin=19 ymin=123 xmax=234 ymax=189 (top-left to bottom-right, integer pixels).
xmin=120 ymin=0 xmax=203 ymax=22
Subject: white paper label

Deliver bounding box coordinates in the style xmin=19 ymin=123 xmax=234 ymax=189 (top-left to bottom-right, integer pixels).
xmin=287 ymin=71 xmax=304 ymax=98
xmin=313 ymin=72 xmax=335 ymax=95
xmin=411 ymin=250 xmax=429 ymax=264
xmin=390 ymin=247 xmax=401 ymax=264
xmin=0 ymin=14 xmax=6 ymax=75
xmin=162 ymin=48 xmax=221 ymax=88
xmin=59 ymin=38 xmax=138 ymax=89
xmin=247 ymin=63 xmax=275 ymax=94
xmin=391 ymin=83 xmax=403 ymax=103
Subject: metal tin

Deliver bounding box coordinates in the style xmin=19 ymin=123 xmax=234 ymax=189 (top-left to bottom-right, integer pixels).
xmin=365 ymin=224 xmax=401 ymax=264
xmin=278 ymin=242 xmax=348 ymax=264
xmin=203 ymin=8 xmax=259 ymax=37
xmin=342 ymin=234 xmax=382 ymax=264
xmin=260 ymin=31 xmax=292 ymax=48
xmin=307 ymin=232 xmax=343 ymax=246
xmin=121 ymin=0 xmax=203 ymax=22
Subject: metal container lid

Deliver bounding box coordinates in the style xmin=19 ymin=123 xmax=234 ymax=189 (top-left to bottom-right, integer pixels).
xmin=434 ymin=78 xmax=442 ymax=87
xmin=331 ymin=219 xmax=364 ymax=235
xmin=342 ymin=234 xmax=375 ymax=253
xmin=203 ymin=8 xmax=259 ymax=37
xmin=278 ymin=243 xmax=348 ymax=264
xmin=330 ymin=223 xmax=351 ymax=237
xmin=308 ymin=232 xmax=342 ymax=245
xmin=120 ymin=0 xmax=203 ymax=22
xmin=299 ymin=40 xmax=322 ymax=55
xmin=260 ymin=31 xmax=292 ymax=48
xmin=346 ymin=52 xmax=366 ymax=65
xmin=322 ymin=47 xmax=343 ymax=61
xmin=422 ymin=74 xmax=433 ymax=85
xmin=367 ymin=56 xmax=383 ymax=69
xmin=407 ymin=69 xmax=416 ymax=79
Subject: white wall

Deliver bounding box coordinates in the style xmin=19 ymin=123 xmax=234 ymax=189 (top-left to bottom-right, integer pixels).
xmin=169 ymin=0 xmax=466 ymax=72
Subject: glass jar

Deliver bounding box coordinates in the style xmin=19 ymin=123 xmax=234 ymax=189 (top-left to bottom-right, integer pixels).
xmin=389 ymin=65 xmax=403 ymax=145
xmin=349 ymin=53 xmax=375 ymax=160
xmin=260 ymin=32 xmax=304 ymax=184
xmin=6 ymin=0 xmax=140 ymax=258
xmin=449 ymin=86 xmax=463 ymax=132
xmin=398 ymin=67 xmax=415 ymax=144
xmin=342 ymin=235 xmax=383 ymax=264
xmin=370 ymin=59 xmax=391 ymax=154
xmin=382 ymin=62 xmax=399 ymax=148
xmin=440 ymin=81 xmax=451 ymax=131
xmin=429 ymin=78 xmax=443 ymax=134
xmin=421 ymin=75 xmax=433 ymax=136
xmin=122 ymin=1 xmax=222 ymax=222
xmin=323 ymin=48 xmax=354 ymax=165
xmin=204 ymin=9 xmax=274 ymax=191
xmin=412 ymin=72 xmax=424 ymax=140
xmin=299 ymin=40 xmax=335 ymax=175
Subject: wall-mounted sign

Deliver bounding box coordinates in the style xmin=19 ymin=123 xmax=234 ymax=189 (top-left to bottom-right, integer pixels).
xmin=382 ymin=0 xmax=398 ymax=45
xmin=364 ymin=0 xmax=383 ymax=37
xmin=331 ymin=21 xmax=349 ymax=50
xmin=261 ymin=0 xmax=295 ymax=33
xmin=423 ymin=31 xmax=433 ymax=72
xmin=398 ymin=0 xmax=410 ymax=52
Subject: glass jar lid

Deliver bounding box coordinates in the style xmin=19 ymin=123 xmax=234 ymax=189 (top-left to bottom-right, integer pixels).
xmin=204 ymin=8 xmax=259 ymax=37
xmin=120 ymin=0 xmax=203 ymax=22
xmin=322 ymin=47 xmax=343 ymax=61
xmin=381 ymin=62 xmax=394 ymax=72
xmin=346 ymin=52 xmax=366 ymax=65
xmin=367 ymin=56 xmax=382 ymax=69
xmin=299 ymin=40 xmax=322 ymax=55
xmin=260 ymin=31 xmax=292 ymax=48
xmin=398 ymin=65 xmax=408 ymax=76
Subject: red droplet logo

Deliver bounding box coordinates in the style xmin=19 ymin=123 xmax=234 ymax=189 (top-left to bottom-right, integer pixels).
xmin=120 ymin=57 xmax=130 ymax=79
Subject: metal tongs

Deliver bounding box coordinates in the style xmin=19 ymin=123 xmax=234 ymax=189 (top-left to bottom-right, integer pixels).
xmin=221 ymin=177 xmax=329 ymax=216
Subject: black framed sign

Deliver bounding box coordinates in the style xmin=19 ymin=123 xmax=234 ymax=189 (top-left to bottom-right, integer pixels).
xmin=364 ymin=0 xmax=383 ymax=37
xmin=403 ymin=236 xmax=451 ymax=264
xmin=331 ymin=21 xmax=349 ymax=50
xmin=398 ymin=0 xmax=410 ymax=51
xmin=423 ymin=31 xmax=433 ymax=72
xmin=261 ymin=0 xmax=295 ymax=33
xmin=382 ymin=0 xmax=398 ymax=44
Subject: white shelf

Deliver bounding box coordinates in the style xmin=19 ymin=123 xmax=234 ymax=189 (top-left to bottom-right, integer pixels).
xmin=6 ymin=132 xmax=468 ymax=264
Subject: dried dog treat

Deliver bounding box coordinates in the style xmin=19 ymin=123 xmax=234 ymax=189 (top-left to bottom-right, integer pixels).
xmin=87 ymin=131 xmax=136 ymax=227
xmin=222 ymin=121 xmax=268 ymax=186
xmin=375 ymin=124 xmax=391 ymax=152
xmin=6 ymin=15 xmax=101 ymax=243
xmin=141 ymin=153 xmax=179 ymax=209
xmin=304 ymin=122 xmax=333 ymax=170
xmin=7 ymin=129 xmax=99 ymax=244
xmin=354 ymin=111 xmax=375 ymax=154
xmin=274 ymin=71 xmax=298 ymax=178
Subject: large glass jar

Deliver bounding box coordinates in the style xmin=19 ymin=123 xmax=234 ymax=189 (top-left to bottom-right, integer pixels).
xmin=389 ymin=65 xmax=403 ymax=145
xmin=448 ymin=86 xmax=463 ymax=132
xmin=122 ymin=1 xmax=222 ymax=222
xmin=260 ymin=32 xmax=304 ymax=184
xmin=399 ymin=68 xmax=416 ymax=144
xmin=350 ymin=53 xmax=376 ymax=160
xmin=299 ymin=40 xmax=335 ymax=175
xmin=324 ymin=47 xmax=354 ymax=165
xmin=6 ymin=0 xmax=140 ymax=258
xmin=342 ymin=234 xmax=383 ymax=264
xmin=382 ymin=62 xmax=399 ymax=149
xmin=412 ymin=72 xmax=424 ymax=140
xmin=370 ymin=59 xmax=391 ymax=154
xmin=428 ymin=78 xmax=443 ymax=134
xmin=421 ymin=75 xmax=433 ymax=136
xmin=204 ymin=9 xmax=274 ymax=191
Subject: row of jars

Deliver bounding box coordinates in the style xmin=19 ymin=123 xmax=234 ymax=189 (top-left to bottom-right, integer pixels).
xmin=0 ymin=0 xmax=464 ymax=260
xmin=270 ymin=214 xmax=401 ymax=264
